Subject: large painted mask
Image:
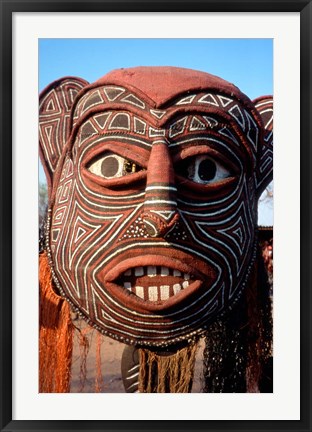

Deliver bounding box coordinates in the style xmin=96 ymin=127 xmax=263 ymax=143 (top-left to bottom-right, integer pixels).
xmin=39 ymin=67 xmax=273 ymax=349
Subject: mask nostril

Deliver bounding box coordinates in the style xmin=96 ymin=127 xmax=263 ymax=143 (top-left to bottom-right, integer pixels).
xmin=141 ymin=212 xmax=180 ymax=238
xmin=144 ymin=217 xmax=162 ymax=237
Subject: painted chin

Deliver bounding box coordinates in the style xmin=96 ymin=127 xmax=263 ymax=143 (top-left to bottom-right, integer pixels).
xmin=98 ymin=253 xmax=217 ymax=312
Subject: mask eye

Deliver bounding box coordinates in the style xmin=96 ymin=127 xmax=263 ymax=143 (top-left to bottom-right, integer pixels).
xmin=87 ymin=152 xmax=144 ymax=179
xmin=179 ymin=155 xmax=231 ymax=185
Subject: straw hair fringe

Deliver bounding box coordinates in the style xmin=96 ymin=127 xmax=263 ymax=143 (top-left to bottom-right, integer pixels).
xmin=138 ymin=342 xmax=198 ymax=393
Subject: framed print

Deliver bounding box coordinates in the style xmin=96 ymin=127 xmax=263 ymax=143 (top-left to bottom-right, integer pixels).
xmin=1 ymin=1 xmax=311 ymax=431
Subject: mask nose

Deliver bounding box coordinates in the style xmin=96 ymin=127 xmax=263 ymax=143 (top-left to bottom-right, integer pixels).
xmin=142 ymin=141 xmax=179 ymax=237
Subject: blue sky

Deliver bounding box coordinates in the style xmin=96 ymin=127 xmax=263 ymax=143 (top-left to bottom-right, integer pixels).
xmin=39 ymin=38 xmax=272 ymax=97
xmin=39 ymin=38 xmax=273 ymax=224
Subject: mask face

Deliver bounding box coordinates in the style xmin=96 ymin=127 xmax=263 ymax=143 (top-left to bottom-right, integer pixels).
xmin=40 ymin=67 xmax=273 ymax=347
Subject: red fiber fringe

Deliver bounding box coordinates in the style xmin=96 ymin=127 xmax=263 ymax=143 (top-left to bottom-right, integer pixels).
xmin=39 ymin=252 xmax=73 ymax=392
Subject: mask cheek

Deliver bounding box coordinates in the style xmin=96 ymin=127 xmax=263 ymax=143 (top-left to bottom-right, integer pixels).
xmin=179 ymin=184 xmax=256 ymax=301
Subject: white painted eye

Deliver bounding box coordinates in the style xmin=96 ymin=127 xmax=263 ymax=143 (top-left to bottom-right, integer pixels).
xmin=87 ymin=152 xmax=143 ymax=179
xmin=182 ymin=155 xmax=231 ymax=184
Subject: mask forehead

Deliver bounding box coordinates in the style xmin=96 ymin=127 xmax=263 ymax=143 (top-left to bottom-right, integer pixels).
xmin=70 ymin=81 xmax=261 ymax=169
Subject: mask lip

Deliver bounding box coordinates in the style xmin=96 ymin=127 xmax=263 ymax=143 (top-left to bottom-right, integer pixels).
xmin=104 ymin=278 xmax=203 ymax=313
xmin=97 ymin=251 xmax=218 ymax=314
xmin=102 ymin=251 xmax=215 ymax=283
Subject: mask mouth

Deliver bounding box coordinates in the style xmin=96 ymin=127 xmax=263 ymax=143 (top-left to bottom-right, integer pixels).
xmin=101 ymin=253 xmax=216 ymax=311
xmin=117 ymin=265 xmax=194 ymax=302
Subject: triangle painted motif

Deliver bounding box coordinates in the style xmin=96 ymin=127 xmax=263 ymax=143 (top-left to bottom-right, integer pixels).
xmin=74 ymin=227 xmax=87 ymax=243
xmin=190 ymin=116 xmax=206 ymax=131
xmin=150 ymin=109 xmax=166 ymax=119
xmin=151 ymin=210 xmax=176 ymax=221
xmin=198 ymin=94 xmax=219 ymax=106
xmin=103 ymin=87 xmax=126 ymax=101
xmin=218 ymin=95 xmax=233 ymax=107
xmin=176 ymin=95 xmax=196 ymax=105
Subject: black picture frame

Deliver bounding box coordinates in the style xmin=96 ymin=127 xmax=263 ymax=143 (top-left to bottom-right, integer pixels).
xmin=1 ymin=1 xmax=311 ymax=431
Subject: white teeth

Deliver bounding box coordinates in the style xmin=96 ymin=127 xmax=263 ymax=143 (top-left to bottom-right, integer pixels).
xmin=147 ymin=266 xmax=157 ymax=277
xmin=124 ymin=267 xmax=190 ymax=280
xmin=160 ymin=285 xmax=170 ymax=300
xmin=135 ymin=286 xmax=144 ymax=299
xmin=160 ymin=266 xmax=169 ymax=276
xmin=122 ymin=267 xmax=193 ymax=300
xmin=173 ymin=284 xmax=181 ymax=294
xmin=135 ymin=266 xmax=144 ymax=276
xmin=148 ymin=286 xmax=158 ymax=301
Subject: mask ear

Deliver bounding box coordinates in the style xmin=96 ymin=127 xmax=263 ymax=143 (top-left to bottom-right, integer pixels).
xmin=39 ymin=77 xmax=89 ymax=197
xmin=253 ymin=96 xmax=273 ymax=197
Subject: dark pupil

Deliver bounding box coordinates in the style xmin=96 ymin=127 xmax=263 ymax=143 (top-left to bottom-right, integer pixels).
xmin=198 ymin=159 xmax=216 ymax=181
xmin=101 ymin=156 xmax=120 ymax=177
